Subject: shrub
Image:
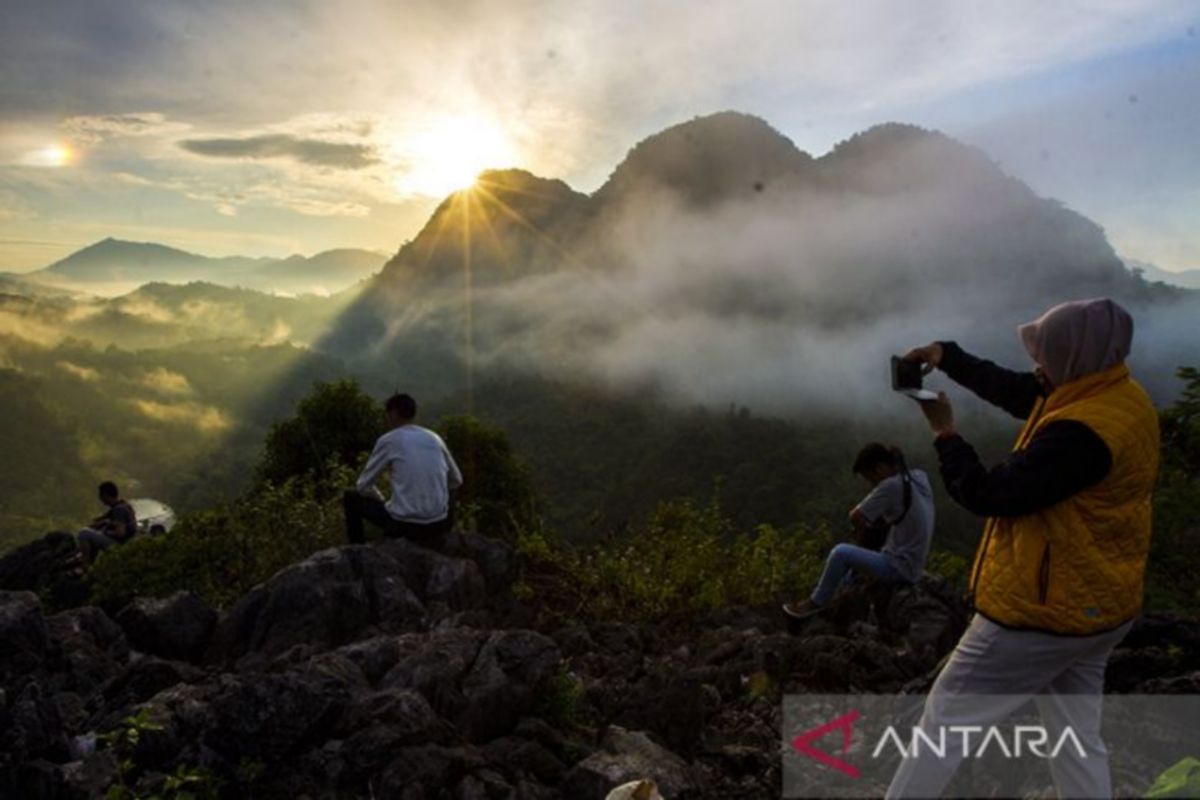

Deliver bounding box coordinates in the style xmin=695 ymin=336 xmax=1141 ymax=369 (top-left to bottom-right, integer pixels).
xmin=90 ymin=465 xmax=351 ymax=610
xmin=925 ymin=549 xmax=969 ymax=590
xmin=1146 ymin=366 xmax=1200 ymax=611
xmin=517 ymin=495 xmax=832 ymax=623
xmin=438 ymin=414 xmax=539 ymax=540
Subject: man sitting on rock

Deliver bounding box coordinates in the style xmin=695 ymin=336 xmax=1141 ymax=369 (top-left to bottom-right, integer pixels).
xmin=782 ymin=444 xmax=935 ymax=619
xmin=344 ymin=392 xmax=463 ymax=545
xmin=77 ymin=481 xmax=138 ymax=565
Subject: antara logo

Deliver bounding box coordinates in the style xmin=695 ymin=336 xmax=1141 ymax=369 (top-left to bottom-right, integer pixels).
xmin=790 ymin=711 xmax=1087 ymax=778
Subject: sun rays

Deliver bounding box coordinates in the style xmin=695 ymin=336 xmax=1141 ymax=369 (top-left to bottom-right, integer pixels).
xmin=390 ymin=113 xmax=516 ymax=198
xmin=404 ymin=169 xmax=597 ymax=415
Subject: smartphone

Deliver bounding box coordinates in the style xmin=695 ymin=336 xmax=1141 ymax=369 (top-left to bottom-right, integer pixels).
xmin=891 ymin=356 xmax=939 ymax=401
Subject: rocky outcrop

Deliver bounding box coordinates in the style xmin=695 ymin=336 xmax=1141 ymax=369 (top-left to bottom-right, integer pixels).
xmin=0 ymin=532 xmax=89 ymax=609
xmin=562 ymin=726 xmax=698 ymax=800
xmin=114 ymin=591 xmax=216 ymax=663
xmin=2 ymin=535 xmax=1198 ymax=799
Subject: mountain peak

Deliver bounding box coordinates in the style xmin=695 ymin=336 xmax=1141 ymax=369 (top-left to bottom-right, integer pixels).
xmin=818 ymin=122 xmax=1011 ymax=194
xmin=375 ymin=168 xmax=590 ymax=287
xmin=595 ymin=111 xmax=812 ymax=207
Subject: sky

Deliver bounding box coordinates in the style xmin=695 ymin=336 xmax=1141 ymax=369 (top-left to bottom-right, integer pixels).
xmin=1 ymin=0 xmax=1197 ymax=273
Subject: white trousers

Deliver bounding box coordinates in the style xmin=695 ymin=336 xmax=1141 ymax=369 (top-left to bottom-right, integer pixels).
xmin=886 ymin=613 xmax=1132 ymax=799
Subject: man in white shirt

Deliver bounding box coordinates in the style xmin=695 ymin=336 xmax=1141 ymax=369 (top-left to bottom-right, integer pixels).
xmin=343 ymin=393 xmax=463 ymax=544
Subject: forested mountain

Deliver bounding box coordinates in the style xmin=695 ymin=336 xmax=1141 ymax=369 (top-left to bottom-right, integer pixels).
xmin=323 ymin=113 xmax=1194 ymax=411
xmin=24 ymin=238 xmax=385 ymax=296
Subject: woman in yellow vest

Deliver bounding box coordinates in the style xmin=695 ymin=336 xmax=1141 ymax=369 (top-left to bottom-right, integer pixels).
xmin=887 ymin=298 xmax=1160 ymax=799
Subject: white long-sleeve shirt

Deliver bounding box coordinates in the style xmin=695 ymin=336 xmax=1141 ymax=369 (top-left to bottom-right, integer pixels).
xmin=355 ymin=424 xmax=463 ymax=523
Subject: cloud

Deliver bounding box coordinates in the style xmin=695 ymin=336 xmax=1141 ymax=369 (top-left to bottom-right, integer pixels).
xmin=56 ymin=360 xmax=100 ymax=382
xmin=179 ymin=134 xmax=378 ymax=169
xmin=132 ymin=399 xmax=230 ymax=432
xmin=2 ymin=0 xmax=1197 ymax=265
xmin=399 ymin=131 xmax=1200 ymax=417
xmin=137 ymin=367 xmax=192 ymax=397
xmin=61 ymin=112 xmax=189 ymax=144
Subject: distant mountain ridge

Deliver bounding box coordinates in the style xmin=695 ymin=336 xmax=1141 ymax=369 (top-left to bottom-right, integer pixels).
xmin=1125 ymin=258 xmax=1200 ymax=290
xmin=27 ymin=238 xmax=386 ymax=296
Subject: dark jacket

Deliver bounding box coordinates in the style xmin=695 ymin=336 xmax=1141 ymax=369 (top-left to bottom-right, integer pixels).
xmin=932 ymin=342 xmax=1112 ymax=516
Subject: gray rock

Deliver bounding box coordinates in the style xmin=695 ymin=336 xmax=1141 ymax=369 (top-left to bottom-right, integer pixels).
xmin=0 ymin=591 xmax=50 ymax=687
xmin=458 ymin=630 xmax=561 ymax=741
xmin=377 ymin=744 xmax=484 ymax=798
xmin=330 ymin=635 xmax=403 ymax=686
xmin=562 ymin=726 xmax=696 ymax=799
xmin=94 ymin=656 xmax=204 ymax=730
xmin=115 ymin=591 xmax=216 ymax=663
xmin=0 ymin=532 xmax=88 ymax=608
xmin=480 ymin=734 xmax=567 ymax=785
xmin=378 ymin=538 xmax=488 ymax=610
xmin=441 ymin=531 xmax=519 ymax=595
xmin=381 ymin=628 xmax=489 ymax=719
xmin=45 ymin=607 xmax=129 ymax=696
xmin=211 ymin=545 xmax=426 ymax=663
xmin=204 ymin=671 xmax=350 ymax=761
xmin=337 ymin=688 xmax=453 ymax=776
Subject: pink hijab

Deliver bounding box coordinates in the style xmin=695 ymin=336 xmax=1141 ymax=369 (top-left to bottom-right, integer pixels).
xmin=1018 ymin=298 xmax=1133 ymax=388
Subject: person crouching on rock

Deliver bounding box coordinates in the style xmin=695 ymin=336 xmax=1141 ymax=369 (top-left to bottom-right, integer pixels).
xmin=343 ymin=392 xmax=463 ymax=546
xmin=782 ymin=443 xmax=935 ymax=620
xmin=77 ymin=481 xmax=137 ymax=565
xmin=886 ymin=298 xmax=1159 ymax=799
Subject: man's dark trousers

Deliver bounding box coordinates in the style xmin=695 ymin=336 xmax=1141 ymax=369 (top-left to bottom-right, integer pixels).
xmin=343 ymin=491 xmax=451 ymax=545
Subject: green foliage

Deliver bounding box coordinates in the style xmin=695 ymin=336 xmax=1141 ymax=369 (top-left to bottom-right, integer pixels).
xmin=1146 ymin=366 xmax=1200 ymax=611
xmin=0 ymin=367 xmax=95 ymax=542
xmin=100 ymin=708 xmax=219 ymax=800
xmin=438 ymin=414 xmax=539 ymax=539
xmin=534 ymin=666 xmax=585 ymax=727
xmin=90 ymin=465 xmax=351 ymax=610
xmin=517 ymin=495 xmax=832 ymax=623
xmin=925 ymin=549 xmax=969 ymax=590
xmin=743 ymin=670 xmax=779 ymax=705
xmin=1161 ymin=367 xmax=1200 ymax=477
xmin=100 ymin=708 xmax=161 ymax=800
xmin=1146 ymin=757 xmax=1200 ymax=798
xmin=257 ymin=378 xmax=383 ymax=486
xmin=433 ymin=374 xmax=989 ymax=554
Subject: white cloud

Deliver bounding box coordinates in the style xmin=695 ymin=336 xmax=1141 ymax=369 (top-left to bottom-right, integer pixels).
xmin=2 ymin=0 xmax=1197 ymax=260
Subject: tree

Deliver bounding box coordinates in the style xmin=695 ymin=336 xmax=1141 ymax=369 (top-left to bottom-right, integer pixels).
xmin=1161 ymin=366 xmax=1200 ymax=477
xmin=257 ymin=379 xmax=383 ymax=486
xmin=1146 ymin=366 xmax=1200 ymax=610
xmin=438 ymin=415 xmax=539 ymax=539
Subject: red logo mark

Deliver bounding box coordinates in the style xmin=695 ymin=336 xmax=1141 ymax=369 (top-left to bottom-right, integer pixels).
xmin=790 ymin=709 xmax=862 ymax=778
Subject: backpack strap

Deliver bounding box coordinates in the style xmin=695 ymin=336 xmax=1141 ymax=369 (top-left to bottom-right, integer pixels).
xmin=886 ymin=449 xmax=914 ymax=527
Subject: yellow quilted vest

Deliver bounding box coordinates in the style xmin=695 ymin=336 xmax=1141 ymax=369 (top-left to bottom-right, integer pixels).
xmin=968 ymin=363 xmax=1160 ymax=635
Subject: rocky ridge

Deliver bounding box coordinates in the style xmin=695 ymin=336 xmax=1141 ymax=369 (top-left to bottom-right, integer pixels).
xmin=2 ymin=531 xmax=1198 ymax=799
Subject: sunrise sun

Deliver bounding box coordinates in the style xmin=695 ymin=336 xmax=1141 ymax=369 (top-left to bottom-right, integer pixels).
xmin=392 ymin=113 xmax=516 ymax=198
xmin=22 ymin=143 xmax=75 ymax=168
